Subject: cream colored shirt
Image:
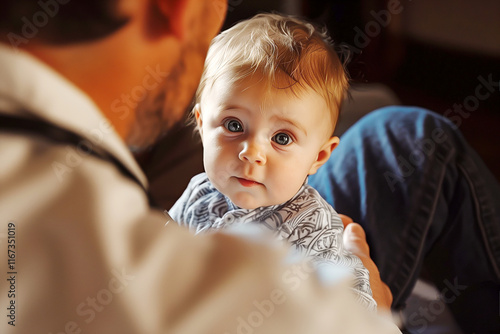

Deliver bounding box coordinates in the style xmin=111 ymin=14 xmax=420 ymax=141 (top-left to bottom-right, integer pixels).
xmin=0 ymin=43 xmax=400 ymax=334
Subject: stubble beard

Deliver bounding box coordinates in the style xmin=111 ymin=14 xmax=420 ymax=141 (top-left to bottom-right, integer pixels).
xmin=126 ymin=43 xmax=205 ymax=152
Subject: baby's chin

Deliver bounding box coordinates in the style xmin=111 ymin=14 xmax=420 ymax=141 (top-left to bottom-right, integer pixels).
xmin=230 ymin=195 xmax=262 ymax=210
xmin=229 ymin=192 xmax=281 ymax=210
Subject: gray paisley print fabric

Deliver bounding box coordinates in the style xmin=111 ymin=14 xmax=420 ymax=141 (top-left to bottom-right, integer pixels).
xmin=169 ymin=172 xmax=376 ymax=310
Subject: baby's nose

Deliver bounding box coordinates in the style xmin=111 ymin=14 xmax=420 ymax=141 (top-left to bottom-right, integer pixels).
xmin=239 ymin=141 xmax=266 ymax=165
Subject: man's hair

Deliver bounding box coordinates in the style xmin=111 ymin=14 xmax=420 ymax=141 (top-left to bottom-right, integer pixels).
xmin=0 ymin=0 xmax=128 ymax=45
xmin=195 ymin=13 xmax=349 ymax=130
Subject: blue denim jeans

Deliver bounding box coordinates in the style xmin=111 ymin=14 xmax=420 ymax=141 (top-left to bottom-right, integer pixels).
xmin=309 ymin=106 xmax=500 ymax=333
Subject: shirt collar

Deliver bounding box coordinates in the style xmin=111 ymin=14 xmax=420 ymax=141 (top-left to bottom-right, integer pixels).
xmin=0 ymin=43 xmax=148 ymax=188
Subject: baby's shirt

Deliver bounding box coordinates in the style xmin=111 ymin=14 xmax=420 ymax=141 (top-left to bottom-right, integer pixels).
xmin=169 ymin=172 xmax=377 ymax=310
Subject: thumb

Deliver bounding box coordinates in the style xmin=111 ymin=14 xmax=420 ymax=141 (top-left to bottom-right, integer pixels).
xmin=344 ymin=223 xmax=394 ymax=310
xmin=343 ymin=223 xmax=370 ymax=258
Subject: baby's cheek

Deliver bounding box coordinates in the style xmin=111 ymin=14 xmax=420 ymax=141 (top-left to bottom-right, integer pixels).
xmin=204 ymin=156 xmax=223 ymax=183
xmin=271 ymin=171 xmax=303 ymax=201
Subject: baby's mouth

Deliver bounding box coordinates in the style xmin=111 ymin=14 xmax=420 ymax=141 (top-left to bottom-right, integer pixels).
xmin=235 ymin=177 xmax=262 ymax=187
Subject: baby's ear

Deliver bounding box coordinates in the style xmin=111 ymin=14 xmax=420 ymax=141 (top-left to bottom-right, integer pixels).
xmin=194 ymin=103 xmax=203 ymax=137
xmin=308 ymin=136 xmax=339 ymax=175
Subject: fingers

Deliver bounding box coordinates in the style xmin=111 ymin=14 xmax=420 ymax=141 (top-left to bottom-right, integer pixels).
xmin=341 ymin=220 xmax=394 ymax=310
xmin=345 ymin=222 xmax=366 ymax=240
xmin=384 ymin=284 xmax=393 ymax=305
xmin=338 ymin=214 xmax=353 ymax=228
xmin=343 ymin=222 xmax=370 ymax=258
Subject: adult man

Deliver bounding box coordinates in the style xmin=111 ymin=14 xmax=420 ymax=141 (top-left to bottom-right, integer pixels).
xmin=0 ymin=1 xmax=395 ymax=333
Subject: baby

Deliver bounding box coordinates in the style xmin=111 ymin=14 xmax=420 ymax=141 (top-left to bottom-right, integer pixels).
xmin=169 ymin=13 xmax=376 ymax=309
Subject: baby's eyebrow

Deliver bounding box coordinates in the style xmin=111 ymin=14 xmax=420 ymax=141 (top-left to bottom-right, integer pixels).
xmin=273 ymin=116 xmax=307 ymax=136
xmin=220 ymin=104 xmax=250 ymax=113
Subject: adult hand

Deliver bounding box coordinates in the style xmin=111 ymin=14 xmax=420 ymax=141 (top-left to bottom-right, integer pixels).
xmin=339 ymin=214 xmax=393 ymax=311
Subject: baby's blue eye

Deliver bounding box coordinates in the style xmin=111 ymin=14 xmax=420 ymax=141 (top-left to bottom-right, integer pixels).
xmin=272 ymin=132 xmax=292 ymax=146
xmin=224 ymin=119 xmax=243 ymax=132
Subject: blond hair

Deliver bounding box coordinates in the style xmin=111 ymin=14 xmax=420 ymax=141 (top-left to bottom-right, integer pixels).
xmin=195 ymin=13 xmax=349 ymax=131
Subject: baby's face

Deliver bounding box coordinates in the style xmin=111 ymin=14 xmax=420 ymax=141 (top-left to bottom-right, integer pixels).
xmin=196 ymin=75 xmax=338 ymax=209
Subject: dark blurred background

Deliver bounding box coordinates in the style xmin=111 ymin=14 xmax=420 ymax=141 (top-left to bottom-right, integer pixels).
xmin=221 ymin=0 xmax=500 ymax=180
xmin=139 ymin=0 xmax=500 ymax=211
xmin=136 ymin=4 xmax=499 ymax=331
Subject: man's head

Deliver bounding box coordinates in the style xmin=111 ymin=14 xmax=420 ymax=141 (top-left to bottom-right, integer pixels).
xmin=1 ymin=0 xmax=227 ymax=149
xmin=194 ymin=13 xmax=349 ymax=209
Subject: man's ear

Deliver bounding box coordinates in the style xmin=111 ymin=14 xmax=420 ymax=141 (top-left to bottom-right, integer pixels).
xmin=155 ymin=0 xmax=189 ymax=40
xmin=308 ymin=136 xmax=339 ymax=175
xmin=194 ymin=103 xmax=203 ymax=138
